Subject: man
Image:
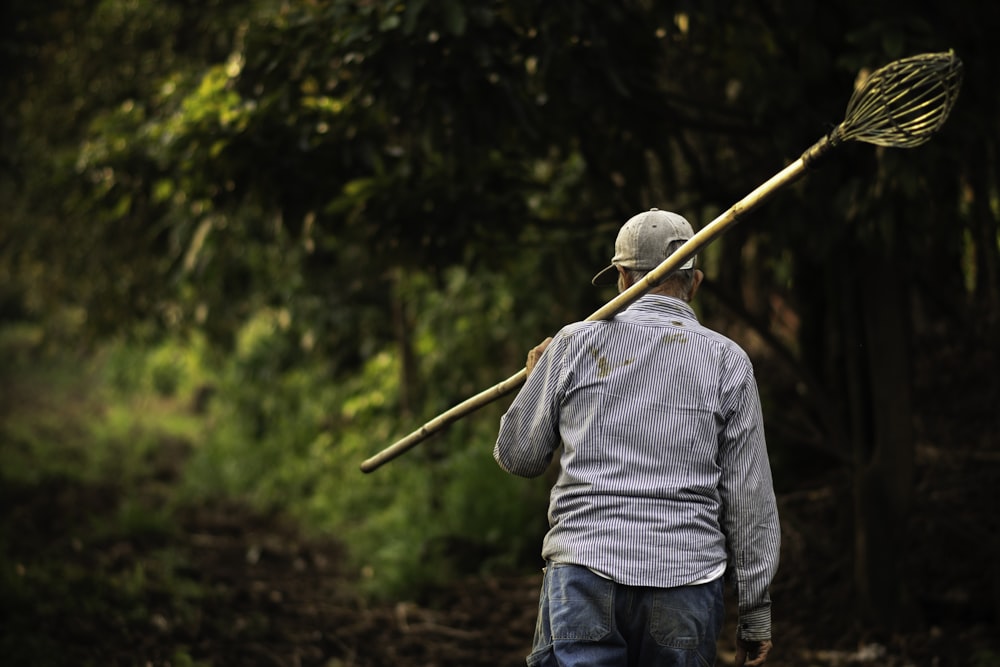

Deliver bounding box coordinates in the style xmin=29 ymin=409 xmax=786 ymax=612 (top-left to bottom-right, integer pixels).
xmin=494 ymin=208 xmax=780 ymax=667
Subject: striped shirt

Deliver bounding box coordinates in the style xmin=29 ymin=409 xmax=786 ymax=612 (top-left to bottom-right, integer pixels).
xmin=494 ymin=294 xmax=780 ymax=640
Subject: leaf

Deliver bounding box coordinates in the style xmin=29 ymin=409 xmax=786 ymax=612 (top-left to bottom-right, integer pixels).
xmin=153 ymin=179 xmax=174 ymax=204
xmin=401 ymin=0 xmax=427 ymax=35
xmin=379 ymin=14 xmax=401 ymax=32
xmin=441 ymin=0 xmax=466 ymax=36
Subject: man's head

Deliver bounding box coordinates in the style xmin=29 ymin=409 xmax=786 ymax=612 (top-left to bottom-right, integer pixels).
xmin=592 ymin=208 xmax=695 ymax=285
xmin=592 ymin=208 xmax=702 ymax=300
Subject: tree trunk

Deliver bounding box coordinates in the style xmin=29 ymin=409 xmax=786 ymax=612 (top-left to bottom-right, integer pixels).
xmin=967 ymin=148 xmax=1000 ymax=326
xmin=850 ymin=247 xmax=916 ymax=629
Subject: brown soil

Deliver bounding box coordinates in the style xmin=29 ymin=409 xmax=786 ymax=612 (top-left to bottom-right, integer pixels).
xmin=3 ymin=436 xmax=997 ymax=667
xmin=4 ymin=468 xmax=998 ymax=667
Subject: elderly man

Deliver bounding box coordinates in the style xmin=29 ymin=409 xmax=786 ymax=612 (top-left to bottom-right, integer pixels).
xmin=495 ymin=208 xmax=780 ymax=667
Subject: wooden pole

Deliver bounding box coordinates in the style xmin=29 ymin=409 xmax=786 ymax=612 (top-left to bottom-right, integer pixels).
xmin=360 ymin=138 xmax=831 ymax=473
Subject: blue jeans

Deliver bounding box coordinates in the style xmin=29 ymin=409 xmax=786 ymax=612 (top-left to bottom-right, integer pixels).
xmin=527 ymin=562 xmax=724 ymax=667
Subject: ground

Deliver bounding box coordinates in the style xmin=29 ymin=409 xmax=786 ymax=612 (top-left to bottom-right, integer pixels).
xmin=3 ymin=463 xmax=997 ymax=667
xmin=1 ymin=328 xmax=998 ymax=666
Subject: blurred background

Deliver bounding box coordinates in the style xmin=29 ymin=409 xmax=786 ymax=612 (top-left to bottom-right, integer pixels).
xmin=1 ymin=1 xmax=998 ymax=665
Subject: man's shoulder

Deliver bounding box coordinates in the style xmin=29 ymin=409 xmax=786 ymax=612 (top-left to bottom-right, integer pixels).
xmin=546 ymin=320 xmax=612 ymax=355
xmin=683 ymin=322 xmax=754 ymax=369
xmin=699 ymin=325 xmax=749 ymax=358
xmin=697 ymin=323 xmax=744 ymax=347
xmin=559 ymin=319 xmax=604 ymax=336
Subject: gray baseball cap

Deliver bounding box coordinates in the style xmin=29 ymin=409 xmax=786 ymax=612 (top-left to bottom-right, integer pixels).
xmin=591 ymin=208 xmax=695 ymax=286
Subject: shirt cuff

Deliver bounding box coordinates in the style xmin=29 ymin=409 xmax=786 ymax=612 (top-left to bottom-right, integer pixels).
xmin=737 ymin=605 xmax=771 ymax=641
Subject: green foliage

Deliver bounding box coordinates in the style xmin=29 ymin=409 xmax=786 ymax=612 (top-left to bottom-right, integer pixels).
xmin=143 ymin=336 xmax=206 ymax=397
xmin=176 ymin=266 xmax=552 ymax=597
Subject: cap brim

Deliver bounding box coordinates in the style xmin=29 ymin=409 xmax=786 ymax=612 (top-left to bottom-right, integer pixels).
xmin=591 ymin=256 xmax=696 ymax=287
xmin=591 ymin=264 xmax=619 ymax=286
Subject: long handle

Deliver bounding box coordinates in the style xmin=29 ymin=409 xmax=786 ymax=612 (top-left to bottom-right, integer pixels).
xmin=361 ymin=51 xmax=962 ymax=473
xmin=359 ymin=135 xmax=832 ymax=473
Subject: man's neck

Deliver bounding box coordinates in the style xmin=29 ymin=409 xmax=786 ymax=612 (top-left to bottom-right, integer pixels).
xmin=647 ymin=286 xmax=687 ymax=301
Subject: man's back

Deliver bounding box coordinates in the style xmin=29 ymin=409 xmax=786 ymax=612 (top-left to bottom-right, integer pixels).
xmin=537 ymin=294 xmax=747 ymax=587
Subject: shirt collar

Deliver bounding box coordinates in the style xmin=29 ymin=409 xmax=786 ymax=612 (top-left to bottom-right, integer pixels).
xmin=623 ymin=293 xmax=699 ymax=322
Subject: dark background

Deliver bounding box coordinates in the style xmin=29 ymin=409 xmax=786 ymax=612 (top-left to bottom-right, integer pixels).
xmin=1 ymin=1 xmax=998 ymax=665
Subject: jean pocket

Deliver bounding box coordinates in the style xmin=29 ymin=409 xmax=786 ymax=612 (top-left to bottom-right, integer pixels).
xmin=546 ymin=563 xmax=613 ymax=641
xmin=649 ymin=589 xmax=705 ymax=649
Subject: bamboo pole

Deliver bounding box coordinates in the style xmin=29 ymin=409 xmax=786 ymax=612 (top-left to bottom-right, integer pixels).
xmin=360 ymin=138 xmax=830 ymax=473
xmin=361 ymin=50 xmax=962 ymax=473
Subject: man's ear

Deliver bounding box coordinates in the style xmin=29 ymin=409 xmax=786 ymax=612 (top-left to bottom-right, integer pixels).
xmin=689 ymin=269 xmax=705 ymax=300
xmin=615 ymin=264 xmax=632 ymax=294
xmin=616 ymin=265 xmax=631 ymax=291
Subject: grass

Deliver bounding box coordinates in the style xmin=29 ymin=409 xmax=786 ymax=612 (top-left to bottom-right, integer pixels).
xmin=0 ymin=327 xmax=212 ymax=665
xmin=0 ymin=319 xmax=553 ymax=663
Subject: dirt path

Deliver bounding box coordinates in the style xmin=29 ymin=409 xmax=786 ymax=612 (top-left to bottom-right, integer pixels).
xmin=172 ymin=501 xmax=540 ymax=667
xmin=3 ymin=460 xmax=998 ymax=666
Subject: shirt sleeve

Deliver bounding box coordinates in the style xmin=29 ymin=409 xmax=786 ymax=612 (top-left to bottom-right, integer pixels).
xmin=493 ymin=333 xmax=568 ymax=478
xmin=717 ymin=357 xmax=781 ymax=641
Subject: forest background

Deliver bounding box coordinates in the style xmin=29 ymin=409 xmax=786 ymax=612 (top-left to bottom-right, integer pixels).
xmin=1 ymin=1 xmax=998 ymax=665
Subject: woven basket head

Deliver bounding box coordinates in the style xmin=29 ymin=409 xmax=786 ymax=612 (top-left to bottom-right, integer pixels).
xmin=834 ymin=51 xmax=963 ymax=148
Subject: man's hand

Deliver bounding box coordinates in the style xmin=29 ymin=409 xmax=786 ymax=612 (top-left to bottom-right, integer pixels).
xmin=736 ymin=637 xmax=772 ymax=666
xmin=525 ymin=337 xmax=553 ymax=376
